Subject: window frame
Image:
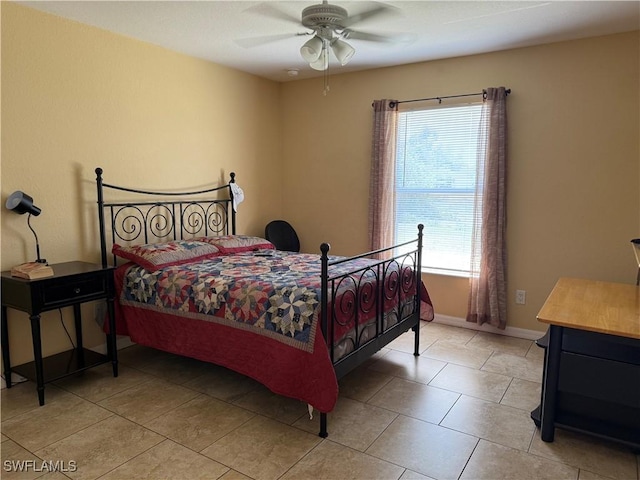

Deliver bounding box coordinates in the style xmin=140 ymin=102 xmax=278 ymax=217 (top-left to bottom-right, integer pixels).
xmin=393 ymin=100 xmax=484 ymax=277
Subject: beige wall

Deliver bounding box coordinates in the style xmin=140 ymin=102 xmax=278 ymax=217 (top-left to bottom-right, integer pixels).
xmin=280 ymin=31 xmax=640 ymax=332
xmin=1 ymin=2 xmax=638 ymax=367
xmin=1 ymin=3 xmax=282 ymax=364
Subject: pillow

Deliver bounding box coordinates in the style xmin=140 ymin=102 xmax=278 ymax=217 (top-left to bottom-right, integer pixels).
xmin=112 ymin=240 xmax=220 ymax=271
xmin=196 ymin=235 xmax=275 ymax=254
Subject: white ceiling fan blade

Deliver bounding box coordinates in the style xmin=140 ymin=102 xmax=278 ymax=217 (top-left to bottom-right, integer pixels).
xmin=244 ymin=2 xmax=302 ymax=26
xmin=343 ymin=2 xmax=400 ymax=27
xmin=342 ymin=30 xmax=393 ymax=43
xmin=235 ymin=33 xmax=303 ymax=49
xmin=342 ymin=29 xmax=415 ymax=45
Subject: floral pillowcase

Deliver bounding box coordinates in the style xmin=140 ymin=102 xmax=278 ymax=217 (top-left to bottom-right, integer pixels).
xmin=195 ymin=235 xmax=275 ymax=254
xmin=112 ymin=240 xmax=220 ymax=271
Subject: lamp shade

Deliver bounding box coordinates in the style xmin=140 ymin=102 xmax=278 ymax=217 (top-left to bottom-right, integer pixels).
xmin=331 ymin=39 xmax=355 ymax=66
xmin=300 ymin=36 xmax=324 ymax=63
xmin=6 ymin=191 xmax=41 ymax=216
xmin=309 ymin=48 xmax=329 ymax=71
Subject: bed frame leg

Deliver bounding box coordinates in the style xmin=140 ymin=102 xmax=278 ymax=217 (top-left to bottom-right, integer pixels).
xmin=413 ymin=324 xmax=420 ymax=357
xmin=319 ymin=412 xmax=328 ymax=438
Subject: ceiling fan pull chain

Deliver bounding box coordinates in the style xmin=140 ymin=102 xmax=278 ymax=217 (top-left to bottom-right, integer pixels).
xmin=323 ymin=68 xmax=330 ymax=96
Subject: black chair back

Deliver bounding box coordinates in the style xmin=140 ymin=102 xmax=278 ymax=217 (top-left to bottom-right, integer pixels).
xmin=265 ymin=220 xmax=300 ymax=252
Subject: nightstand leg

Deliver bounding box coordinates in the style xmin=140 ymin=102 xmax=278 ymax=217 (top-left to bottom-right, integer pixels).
xmin=72 ymin=304 xmax=87 ymax=368
xmin=106 ymin=298 xmax=118 ymax=377
xmin=1 ymin=306 xmax=12 ymax=388
xmin=29 ymin=314 xmax=45 ymax=406
xmin=73 ymin=304 xmax=84 ymax=351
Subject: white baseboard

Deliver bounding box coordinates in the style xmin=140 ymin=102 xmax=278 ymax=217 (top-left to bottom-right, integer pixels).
xmin=431 ymin=314 xmax=545 ymax=341
xmin=0 ymin=372 xmax=28 ymax=389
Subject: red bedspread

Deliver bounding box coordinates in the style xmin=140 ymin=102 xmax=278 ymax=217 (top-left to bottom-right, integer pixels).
xmin=111 ymin=250 xmax=432 ymax=412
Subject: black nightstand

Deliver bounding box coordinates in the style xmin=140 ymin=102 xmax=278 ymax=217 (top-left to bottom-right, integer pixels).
xmin=1 ymin=261 xmax=118 ymax=405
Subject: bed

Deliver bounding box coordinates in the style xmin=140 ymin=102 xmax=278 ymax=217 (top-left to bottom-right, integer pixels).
xmin=95 ymin=167 xmax=433 ymax=437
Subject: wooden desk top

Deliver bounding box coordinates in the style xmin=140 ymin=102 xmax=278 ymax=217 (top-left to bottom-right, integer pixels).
xmin=537 ymin=277 xmax=640 ymax=339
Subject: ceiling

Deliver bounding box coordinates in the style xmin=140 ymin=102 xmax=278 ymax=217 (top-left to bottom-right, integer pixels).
xmin=19 ymin=1 xmax=640 ymax=82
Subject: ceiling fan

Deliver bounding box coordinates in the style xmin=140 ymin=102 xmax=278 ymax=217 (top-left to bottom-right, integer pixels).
xmin=237 ymin=1 xmax=403 ymax=71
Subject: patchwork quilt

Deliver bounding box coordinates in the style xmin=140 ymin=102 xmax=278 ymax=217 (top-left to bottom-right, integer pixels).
xmin=112 ymin=250 xmax=432 ymax=412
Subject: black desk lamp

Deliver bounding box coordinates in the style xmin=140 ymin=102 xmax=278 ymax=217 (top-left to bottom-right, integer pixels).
xmin=6 ymin=191 xmax=47 ymax=264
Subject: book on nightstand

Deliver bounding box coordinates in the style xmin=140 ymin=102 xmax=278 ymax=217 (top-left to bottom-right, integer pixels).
xmin=10 ymin=262 xmax=54 ymax=280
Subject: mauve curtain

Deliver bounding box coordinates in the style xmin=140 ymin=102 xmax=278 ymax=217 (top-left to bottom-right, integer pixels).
xmin=467 ymin=87 xmax=508 ymax=329
xmin=368 ymin=99 xmax=399 ymax=255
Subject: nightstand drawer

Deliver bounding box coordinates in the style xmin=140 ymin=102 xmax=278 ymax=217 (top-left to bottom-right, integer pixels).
xmin=42 ymin=276 xmax=106 ymax=305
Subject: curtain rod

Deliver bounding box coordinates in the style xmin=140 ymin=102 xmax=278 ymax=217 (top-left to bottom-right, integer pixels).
xmin=383 ymin=88 xmax=511 ymax=108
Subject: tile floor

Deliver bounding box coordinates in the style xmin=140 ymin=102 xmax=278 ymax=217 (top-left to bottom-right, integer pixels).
xmin=2 ymin=322 xmax=638 ymax=480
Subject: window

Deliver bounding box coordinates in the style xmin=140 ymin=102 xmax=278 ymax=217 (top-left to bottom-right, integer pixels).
xmin=394 ymin=103 xmax=483 ymax=275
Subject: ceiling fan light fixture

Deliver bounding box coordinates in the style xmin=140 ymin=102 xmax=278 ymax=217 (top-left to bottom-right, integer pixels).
xmin=331 ymin=38 xmax=355 ymax=65
xmin=300 ymin=35 xmax=324 ymax=63
xmin=309 ymin=48 xmax=329 ymax=71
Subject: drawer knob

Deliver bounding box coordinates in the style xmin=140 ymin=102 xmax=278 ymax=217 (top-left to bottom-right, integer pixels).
xmin=74 ymin=288 xmax=81 ymax=294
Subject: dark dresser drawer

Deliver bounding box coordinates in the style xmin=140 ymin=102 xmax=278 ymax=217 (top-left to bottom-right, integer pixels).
xmin=559 ymin=351 xmax=640 ymax=408
xmin=42 ymin=276 xmax=107 ymax=306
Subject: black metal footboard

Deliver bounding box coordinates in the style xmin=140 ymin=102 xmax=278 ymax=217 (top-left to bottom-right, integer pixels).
xmin=318 ymin=224 xmax=424 ymax=437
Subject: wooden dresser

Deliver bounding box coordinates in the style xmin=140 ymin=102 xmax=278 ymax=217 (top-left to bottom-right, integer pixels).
xmin=532 ymin=277 xmax=640 ymax=450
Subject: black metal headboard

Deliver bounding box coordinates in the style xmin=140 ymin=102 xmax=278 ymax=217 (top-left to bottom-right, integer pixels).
xmin=95 ymin=167 xmax=236 ymax=267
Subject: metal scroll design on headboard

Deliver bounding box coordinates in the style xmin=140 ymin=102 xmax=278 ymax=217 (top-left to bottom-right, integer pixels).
xmin=95 ymin=167 xmax=236 ymax=267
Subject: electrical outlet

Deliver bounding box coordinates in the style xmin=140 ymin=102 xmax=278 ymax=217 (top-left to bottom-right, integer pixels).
xmin=515 ymin=290 xmax=526 ymax=305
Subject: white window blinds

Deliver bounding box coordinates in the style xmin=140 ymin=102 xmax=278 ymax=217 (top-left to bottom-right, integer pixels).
xmin=395 ymin=103 xmax=483 ymax=275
